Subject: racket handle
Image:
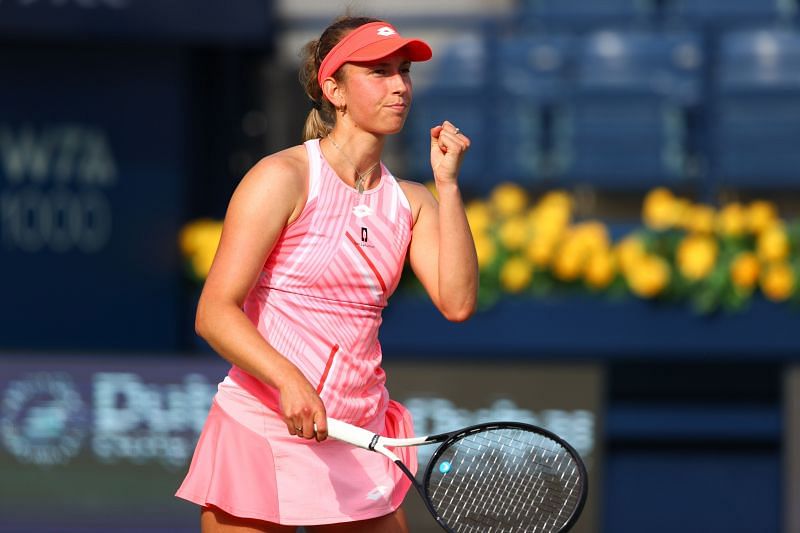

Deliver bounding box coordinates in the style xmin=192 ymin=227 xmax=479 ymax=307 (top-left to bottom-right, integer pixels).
xmin=325 ymin=417 xmax=379 ymax=450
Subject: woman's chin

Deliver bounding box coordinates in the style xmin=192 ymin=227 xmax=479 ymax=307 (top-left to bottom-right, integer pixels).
xmin=383 ymin=118 xmax=408 ymax=136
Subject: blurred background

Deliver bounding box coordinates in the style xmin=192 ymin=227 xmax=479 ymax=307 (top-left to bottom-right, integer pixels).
xmin=2 ymin=0 xmax=800 ymax=531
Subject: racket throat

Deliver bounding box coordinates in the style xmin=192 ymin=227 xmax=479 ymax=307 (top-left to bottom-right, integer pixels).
xmin=394 ymin=460 xmax=450 ymax=532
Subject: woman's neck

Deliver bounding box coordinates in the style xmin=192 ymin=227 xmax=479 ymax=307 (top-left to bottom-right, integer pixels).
xmin=323 ymin=128 xmax=385 ymax=191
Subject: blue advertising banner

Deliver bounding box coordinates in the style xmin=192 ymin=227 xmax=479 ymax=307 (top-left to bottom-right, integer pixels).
xmin=383 ymin=361 xmax=603 ymax=533
xmin=0 ymin=355 xmax=229 ymax=532
xmin=0 ymin=355 xmax=603 ymax=532
xmin=0 ymin=0 xmax=273 ymax=45
xmin=0 ymin=46 xmax=189 ymax=350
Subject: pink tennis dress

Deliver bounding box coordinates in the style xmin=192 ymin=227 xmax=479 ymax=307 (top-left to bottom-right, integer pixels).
xmin=176 ymin=138 xmax=418 ymax=525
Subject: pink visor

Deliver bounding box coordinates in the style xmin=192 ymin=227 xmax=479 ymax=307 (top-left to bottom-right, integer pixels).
xmin=317 ymin=21 xmax=433 ymax=89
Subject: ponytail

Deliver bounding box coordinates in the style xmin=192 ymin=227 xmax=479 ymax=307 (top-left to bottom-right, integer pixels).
xmin=301 ymin=106 xmax=333 ymax=142
xmin=298 ymin=16 xmax=381 ymax=141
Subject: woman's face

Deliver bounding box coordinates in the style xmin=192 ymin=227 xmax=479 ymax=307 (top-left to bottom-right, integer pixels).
xmin=339 ymin=51 xmax=413 ymax=135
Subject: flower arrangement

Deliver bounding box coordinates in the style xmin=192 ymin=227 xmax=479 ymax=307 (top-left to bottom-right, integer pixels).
xmin=178 ymin=184 xmax=800 ymax=314
xmin=178 ymin=218 xmax=223 ymax=283
xmin=450 ymin=182 xmax=800 ymax=313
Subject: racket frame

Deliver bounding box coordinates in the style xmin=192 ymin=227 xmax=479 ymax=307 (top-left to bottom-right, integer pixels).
xmin=326 ymin=418 xmax=588 ymax=533
xmin=423 ymin=421 xmax=589 ymax=533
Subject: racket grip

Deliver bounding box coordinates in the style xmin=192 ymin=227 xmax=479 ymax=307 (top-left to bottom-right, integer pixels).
xmin=324 ymin=417 xmax=379 ymax=450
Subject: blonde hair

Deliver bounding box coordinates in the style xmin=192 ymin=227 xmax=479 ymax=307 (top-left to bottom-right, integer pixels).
xmin=299 ymin=16 xmax=381 ymax=141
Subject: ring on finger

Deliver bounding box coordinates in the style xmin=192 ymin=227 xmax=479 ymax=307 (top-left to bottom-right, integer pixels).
xmin=453 ymin=127 xmax=460 ymax=135
xmin=295 ymin=426 xmax=303 ymax=432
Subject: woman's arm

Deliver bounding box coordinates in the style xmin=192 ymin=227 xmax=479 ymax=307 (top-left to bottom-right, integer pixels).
xmin=402 ymin=121 xmax=479 ymax=322
xmin=194 ymin=149 xmax=328 ymax=441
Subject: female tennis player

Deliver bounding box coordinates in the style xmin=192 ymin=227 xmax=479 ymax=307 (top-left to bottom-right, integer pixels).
xmin=176 ymin=15 xmax=478 ymax=533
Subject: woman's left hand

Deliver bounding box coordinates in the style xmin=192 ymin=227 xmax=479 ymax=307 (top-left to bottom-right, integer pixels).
xmin=430 ymin=120 xmax=470 ymax=186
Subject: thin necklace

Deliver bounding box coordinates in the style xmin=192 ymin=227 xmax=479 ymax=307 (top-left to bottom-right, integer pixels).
xmin=327 ymin=134 xmax=379 ymax=194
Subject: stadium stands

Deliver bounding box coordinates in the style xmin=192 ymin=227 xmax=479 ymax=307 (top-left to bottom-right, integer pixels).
xmin=554 ymin=30 xmax=703 ymax=188
xmin=663 ymin=0 xmax=797 ymax=26
xmin=403 ymin=1 xmax=800 ymax=197
xmin=518 ymin=0 xmax=657 ymax=28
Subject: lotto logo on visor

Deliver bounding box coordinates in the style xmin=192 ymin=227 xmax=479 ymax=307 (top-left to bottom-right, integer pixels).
xmin=317 ymin=21 xmax=433 ymax=88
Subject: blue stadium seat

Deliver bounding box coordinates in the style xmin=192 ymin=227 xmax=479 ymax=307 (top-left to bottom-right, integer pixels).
xmin=715 ymin=29 xmax=800 ymax=187
xmin=577 ymin=30 xmax=703 ymax=104
xmin=552 ymin=31 xmax=703 ymax=187
xmin=553 ymin=96 xmax=688 ymax=186
xmin=518 ymin=0 xmax=657 ymax=28
xmin=663 ymin=0 xmax=797 ymax=26
xmin=496 ymin=34 xmax=574 ymax=103
xmin=491 ymin=98 xmax=542 ymax=185
xmin=719 ymin=29 xmax=800 ymax=89
xmin=416 ymin=33 xmax=486 ymax=90
xmin=490 ymin=35 xmax=574 ymax=183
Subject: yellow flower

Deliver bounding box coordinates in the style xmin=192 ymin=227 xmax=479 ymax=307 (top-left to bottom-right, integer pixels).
xmin=730 ymin=252 xmax=760 ymax=290
xmin=473 ymin=233 xmax=497 ymax=270
xmin=525 ymin=236 xmax=558 ymax=268
xmin=747 ymin=200 xmax=778 ymax=234
xmin=498 ymin=215 xmax=529 ymax=251
xmin=538 ymin=190 xmax=573 ymax=212
xmin=757 ymin=223 xmax=790 ymax=263
xmin=625 ymin=255 xmax=671 ymax=298
xmin=584 ymin=250 xmax=616 ymax=290
xmin=465 ymin=200 xmax=493 ymax=236
xmin=499 ymin=256 xmax=534 ymax=293
xmin=682 ymin=204 xmax=716 ymax=234
xmin=643 ymin=187 xmax=679 ymax=230
xmin=179 ymin=218 xmax=222 ymax=257
xmin=180 ymin=219 xmax=223 ymax=280
xmin=490 ymin=182 xmax=528 ymax=218
xmin=571 ymin=221 xmax=610 ymax=256
xmin=552 ymin=238 xmax=586 ymax=282
xmin=716 ymin=202 xmax=747 ymax=237
xmin=676 ymin=234 xmax=718 ymax=281
xmin=615 ymin=235 xmax=647 ymax=276
xmin=529 ymin=204 xmax=570 ymax=242
xmin=760 ymin=262 xmax=795 ymax=302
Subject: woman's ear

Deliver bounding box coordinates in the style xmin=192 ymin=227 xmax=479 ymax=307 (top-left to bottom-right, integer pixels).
xmin=322 ymin=77 xmax=345 ymax=112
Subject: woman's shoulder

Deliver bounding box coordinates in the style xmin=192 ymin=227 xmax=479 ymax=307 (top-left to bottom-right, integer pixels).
xmin=248 ymin=144 xmax=309 ymax=184
xmin=236 ymin=144 xmax=309 ymax=197
xmin=396 ymin=178 xmax=427 ymax=194
xmin=397 ymin=179 xmax=436 ymax=206
xmin=396 ymin=178 xmax=436 ymax=224
xmin=230 ymin=144 xmax=310 ymax=221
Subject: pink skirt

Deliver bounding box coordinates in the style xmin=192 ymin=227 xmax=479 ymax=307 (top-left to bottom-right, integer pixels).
xmin=175 ymin=378 xmax=417 ymax=526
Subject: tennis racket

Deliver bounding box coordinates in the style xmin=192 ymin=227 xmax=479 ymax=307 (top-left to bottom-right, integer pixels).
xmin=325 ymin=417 xmax=588 ymax=533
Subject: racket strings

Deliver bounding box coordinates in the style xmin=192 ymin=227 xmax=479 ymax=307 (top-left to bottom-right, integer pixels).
xmin=426 ymin=429 xmax=583 ymax=532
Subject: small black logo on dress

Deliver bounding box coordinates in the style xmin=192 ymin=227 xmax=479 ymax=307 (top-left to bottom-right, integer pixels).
xmin=361 ymin=227 xmax=368 ymax=243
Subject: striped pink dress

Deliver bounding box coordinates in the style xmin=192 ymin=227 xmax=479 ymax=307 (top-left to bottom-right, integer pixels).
xmin=176 ymin=138 xmax=418 ymax=525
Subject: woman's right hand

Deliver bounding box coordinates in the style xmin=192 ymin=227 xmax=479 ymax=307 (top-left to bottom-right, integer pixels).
xmin=278 ymin=370 xmax=328 ymax=442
